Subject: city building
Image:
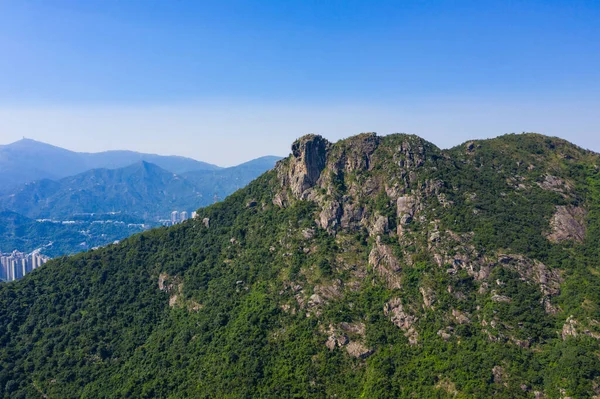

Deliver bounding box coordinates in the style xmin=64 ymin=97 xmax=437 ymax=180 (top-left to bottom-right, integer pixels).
xmin=180 ymin=211 xmax=188 ymax=222
xmin=0 ymin=250 xmax=50 ymax=282
xmin=171 ymin=211 xmax=179 ymax=225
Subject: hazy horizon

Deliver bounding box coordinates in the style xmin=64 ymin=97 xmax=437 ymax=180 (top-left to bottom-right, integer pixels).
xmin=1 ymin=1 xmax=598 ymax=165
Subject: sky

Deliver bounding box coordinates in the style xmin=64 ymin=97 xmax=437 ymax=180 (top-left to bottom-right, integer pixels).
xmin=0 ymin=0 xmax=598 ymax=166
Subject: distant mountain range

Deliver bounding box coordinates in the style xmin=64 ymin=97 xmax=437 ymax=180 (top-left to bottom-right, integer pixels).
xmin=0 ymin=138 xmax=220 ymax=192
xmin=0 ymin=157 xmax=281 ymax=220
xmin=0 ymin=139 xmax=281 ymax=257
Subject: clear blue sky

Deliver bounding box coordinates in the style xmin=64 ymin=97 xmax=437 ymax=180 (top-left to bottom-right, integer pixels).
xmin=0 ymin=0 xmax=598 ymax=165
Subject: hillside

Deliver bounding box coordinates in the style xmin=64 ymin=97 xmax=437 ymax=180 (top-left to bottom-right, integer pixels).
xmin=0 ymin=211 xmax=148 ymax=258
xmin=0 ymin=133 xmax=599 ymax=398
xmin=0 ymin=161 xmax=202 ymax=220
xmin=0 ymin=139 xmax=219 ymax=191
xmin=0 ymin=157 xmax=280 ymax=258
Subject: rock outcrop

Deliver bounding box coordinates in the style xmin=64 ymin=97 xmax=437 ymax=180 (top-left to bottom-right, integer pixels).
xmin=369 ymin=238 xmax=402 ymax=289
xmin=287 ymin=134 xmax=330 ymax=199
xmin=384 ymin=298 xmax=419 ymax=345
xmin=547 ymin=205 xmax=587 ymax=243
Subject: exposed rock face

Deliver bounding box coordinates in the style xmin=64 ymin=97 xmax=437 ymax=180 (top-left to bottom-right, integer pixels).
xmin=547 ymin=206 xmax=587 ymax=243
xmin=339 ymin=322 xmax=366 ymax=336
xmin=491 ymin=294 xmax=511 ymax=303
xmin=369 ymin=239 xmax=402 ymax=289
xmin=325 ymin=323 xmax=349 ymax=351
xmin=324 ymin=322 xmax=370 ymax=358
xmin=340 ymin=202 xmax=364 ymax=230
xmin=287 ymin=134 xmax=330 ymax=199
xmin=537 ymin=175 xmax=572 ymax=195
xmin=420 ymin=286 xmax=436 ymax=308
xmin=562 ymin=316 xmax=578 ymax=340
xmin=318 ymin=201 xmax=342 ymax=231
xmin=345 ymin=341 xmax=373 ymax=359
xmin=492 ymin=365 xmax=507 ymax=386
xmin=341 ymin=133 xmax=379 ymax=173
xmin=452 ymin=309 xmax=471 ymax=325
xmin=384 ymin=298 xmax=419 ymax=345
xmin=397 ymin=195 xmax=416 ymax=224
xmin=498 ymin=255 xmax=563 ymax=314
xmin=369 ymin=215 xmax=389 ymax=236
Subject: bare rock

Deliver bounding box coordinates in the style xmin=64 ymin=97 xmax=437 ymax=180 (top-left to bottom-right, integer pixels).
xmin=318 ymin=201 xmax=342 ymax=231
xmin=202 ymin=218 xmax=210 ymax=228
xmin=287 ymin=134 xmax=330 ymax=199
xmin=369 ymin=215 xmax=389 ymax=236
xmin=452 ymin=309 xmax=471 ymax=325
xmin=492 ymin=365 xmax=507 ymax=385
xmin=397 ymin=195 xmax=416 ymax=223
xmin=339 ymin=322 xmax=366 ymax=337
xmin=340 ymin=202 xmax=364 ymax=230
xmin=369 ymin=240 xmax=402 ymax=289
xmin=342 ymin=133 xmax=379 ymax=173
xmin=158 ymin=272 xmax=170 ymax=292
xmin=537 ymin=175 xmax=572 ymax=194
xmin=272 ymin=192 xmax=288 ymax=208
xmin=345 ymin=341 xmax=373 ymax=359
xmin=437 ymin=327 xmax=454 ymax=341
xmin=301 ymin=228 xmax=316 ymax=239
xmin=547 ymin=206 xmax=587 ymax=243
xmin=314 ymin=281 xmax=343 ymax=301
xmin=308 ymin=294 xmax=324 ymax=307
xmin=562 ymin=316 xmax=578 ymax=340
xmin=420 ymin=286 xmax=436 ymax=308
xmin=435 ymin=377 xmax=459 ymax=396
xmin=491 ymin=295 xmax=512 ymax=303
xmin=384 ymin=298 xmax=419 ymax=344
xmin=498 ymin=255 xmax=563 ymax=313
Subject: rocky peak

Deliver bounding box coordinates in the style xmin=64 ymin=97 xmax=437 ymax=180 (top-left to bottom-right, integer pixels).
xmin=287 ymin=134 xmax=330 ymax=199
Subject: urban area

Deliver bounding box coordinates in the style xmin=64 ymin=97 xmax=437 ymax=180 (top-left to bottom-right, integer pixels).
xmin=0 ymin=250 xmax=50 ymax=282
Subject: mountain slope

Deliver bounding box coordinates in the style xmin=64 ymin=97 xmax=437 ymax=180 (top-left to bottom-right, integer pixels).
xmin=0 ymin=210 xmax=147 ymax=258
xmin=0 ymin=156 xmax=281 ymax=222
xmin=0 ymin=139 xmax=219 ymax=191
xmin=182 ymin=156 xmax=283 ymax=202
xmin=0 ymin=139 xmax=88 ymax=190
xmin=0 ymin=133 xmax=599 ymax=398
xmin=0 ymin=161 xmax=202 ymax=220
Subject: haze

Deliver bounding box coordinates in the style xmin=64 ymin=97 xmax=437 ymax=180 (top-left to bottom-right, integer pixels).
xmin=0 ymin=1 xmax=598 ymax=165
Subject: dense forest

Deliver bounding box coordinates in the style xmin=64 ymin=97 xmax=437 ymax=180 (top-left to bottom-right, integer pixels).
xmin=0 ymin=133 xmax=599 ymax=398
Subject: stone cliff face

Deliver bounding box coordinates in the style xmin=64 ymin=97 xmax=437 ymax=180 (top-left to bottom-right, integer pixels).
xmin=273 ymin=132 xmax=600 ymax=374
xmin=285 ymin=134 xmax=330 ymax=199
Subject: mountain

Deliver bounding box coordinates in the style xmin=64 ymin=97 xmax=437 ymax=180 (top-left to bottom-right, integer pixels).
xmin=0 ymin=210 xmax=147 ymax=258
xmin=0 ymin=156 xmax=281 ymax=257
xmin=182 ymin=156 xmax=284 ymax=202
xmin=0 ymin=139 xmax=88 ymax=191
xmin=1 ymin=133 xmax=599 ymax=398
xmin=0 ymin=139 xmax=219 ymax=191
xmin=0 ymin=161 xmax=202 ymax=220
xmin=0 ymin=157 xmax=282 ymax=221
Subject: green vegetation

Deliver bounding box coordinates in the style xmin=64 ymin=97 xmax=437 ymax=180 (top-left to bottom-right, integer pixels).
xmin=0 ymin=133 xmax=599 ymax=398
xmin=0 ymin=157 xmax=280 ymax=258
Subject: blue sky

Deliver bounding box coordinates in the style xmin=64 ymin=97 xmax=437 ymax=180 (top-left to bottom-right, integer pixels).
xmin=0 ymin=0 xmax=598 ymax=165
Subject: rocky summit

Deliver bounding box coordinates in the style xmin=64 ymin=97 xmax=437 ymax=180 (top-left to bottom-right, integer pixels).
xmin=1 ymin=132 xmax=600 ymax=398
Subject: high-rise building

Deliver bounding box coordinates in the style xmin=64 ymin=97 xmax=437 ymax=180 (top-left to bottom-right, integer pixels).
xmin=0 ymin=251 xmax=50 ymax=282
xmin=171 ymin=211 xmax=179 ymax=225
xmin=180 ymin=211 xmax=188 ymax=222
xmin=191 ymin=211 xmax=197 ymax=219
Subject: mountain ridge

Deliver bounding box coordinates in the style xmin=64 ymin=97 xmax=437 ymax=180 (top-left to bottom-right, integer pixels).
xmin=0 ymin=138 xmax=223 ymax=191
xmin=0 ymin=132 xmax=599 ymax=398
